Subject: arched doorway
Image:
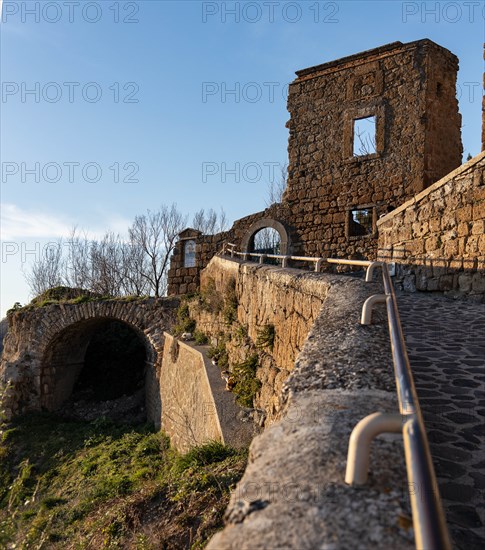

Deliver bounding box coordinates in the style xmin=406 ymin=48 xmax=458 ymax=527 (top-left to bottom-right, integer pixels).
xmin=40 ymin=318 xmax=153 ymax=423
xmin=252 ymin=227 xmax=282 ymax=255
xmin=242 ymin=218 xmax=290 ymax=256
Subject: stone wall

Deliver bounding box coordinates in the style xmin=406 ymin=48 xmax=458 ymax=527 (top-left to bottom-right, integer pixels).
xmin=189 ymin=256 xmax=330 ymax=421
xmin=377 ymin=152 xmax=485 ymax=299
xmin=160 ymin=333 xmax=223 ymax=452
xmin=482 ymin=43 xmax=484 ymax=152
xmin=167 ymin=203 xmax=292 ymax=296
xmin=160 ymin=333 xmax=255 ymax=452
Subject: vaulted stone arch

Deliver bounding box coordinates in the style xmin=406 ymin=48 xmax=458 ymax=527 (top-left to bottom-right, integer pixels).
xmin=0 ymin=298 xmax=178 ymax=424
xmin=241 ymin=218 xmax=290 ymax=255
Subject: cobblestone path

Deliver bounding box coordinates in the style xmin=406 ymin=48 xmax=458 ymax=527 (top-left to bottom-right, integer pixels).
xmin=397 ymin=293 xmax=485 ymax=549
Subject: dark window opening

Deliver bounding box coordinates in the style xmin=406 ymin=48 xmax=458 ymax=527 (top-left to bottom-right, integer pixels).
xmin=74 ymin=321 xmax=146 ymax=401
xmin=349 ymin=208 xmax=374 ymax=236
xmin=183 ymin=239 xmax=196 ymax=268
xmin=353 ymin=116 xmax=377 ymax=156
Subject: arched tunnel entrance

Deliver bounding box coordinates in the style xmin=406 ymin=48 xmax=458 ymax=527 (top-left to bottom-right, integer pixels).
xmin=40 ymin=318 xmax=154 ymax=423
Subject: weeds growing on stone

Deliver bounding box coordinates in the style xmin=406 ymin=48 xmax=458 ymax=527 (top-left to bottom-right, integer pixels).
xmin=222 ymin=278 xmax=238 ymax=325
xmin=232 ymin=354 xmax=261 ymax=408
xmin=256 ymin=324 xmax=275 ymax=351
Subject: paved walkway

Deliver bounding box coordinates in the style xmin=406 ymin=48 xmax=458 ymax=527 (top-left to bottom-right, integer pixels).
xmin=397 ymin=292 xmax=485 ymax=549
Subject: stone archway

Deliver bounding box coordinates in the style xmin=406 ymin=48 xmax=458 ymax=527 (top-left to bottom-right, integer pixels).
xmin=241 ymin=218 xmax=290 ymax=255
xmin=0 ymin=298 xmax=177 ymax=424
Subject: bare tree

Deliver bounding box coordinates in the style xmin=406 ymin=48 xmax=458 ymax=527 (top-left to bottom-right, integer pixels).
xmin=129 ymin=204 xmax=187 ymax=297
xmin=65 ymin=227 xmax=91 ymax=290
xmin=25 ymin=204 xmax=188 ymax=299
xmin=119 ymin=240 xmax=150 ymax=296
xmin=25 ymin=239 xmax=65 ymax=296
xmin=192 ymin=207 xmax=228 ymax=235
xmin=265 ymin=163 xmax=287 ymax=207
xmin=89 ymin=232 xmax=125 ymax=296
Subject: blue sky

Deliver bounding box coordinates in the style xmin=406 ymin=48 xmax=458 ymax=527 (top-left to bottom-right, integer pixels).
xmin=0 ymin=0 xmax=484 ymax=316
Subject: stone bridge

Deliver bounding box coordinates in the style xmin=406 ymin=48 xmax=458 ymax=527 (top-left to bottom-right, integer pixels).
xmin=0 ymin=297 xmax=178 ymax=423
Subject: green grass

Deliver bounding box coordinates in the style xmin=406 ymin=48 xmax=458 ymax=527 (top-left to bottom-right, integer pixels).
xmin=0 ymin=413 xmax=247 ymax=549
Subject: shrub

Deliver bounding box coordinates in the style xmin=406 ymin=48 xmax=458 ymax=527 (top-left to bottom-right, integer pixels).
xmin=7 ymin=302 xmax=23 ymax=314
xmin=256 ymin=324 xmax=275 ymax=351
xmin=223 ymin=277 xmax=238 ymax=325
xmin=207 ymin=338 xmax=228 ymax=370
xmin=233 ymin=324 xmax=248 ymax=342
xmin=193 ymin=330 xmax=208 ymax=345
xmin=174 ymin=301 xmax=196 ymax=336
xmin=172 ymin=441 xmax=237 ymax=473
xmin=232 ymin=354 xmax=261 ymax=408
xmin=200 ymin=278 xmax=224 ymax=314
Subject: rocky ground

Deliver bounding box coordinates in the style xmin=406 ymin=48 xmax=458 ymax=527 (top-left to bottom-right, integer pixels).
xmin=57 ymin=388 xmax=147 ymax=424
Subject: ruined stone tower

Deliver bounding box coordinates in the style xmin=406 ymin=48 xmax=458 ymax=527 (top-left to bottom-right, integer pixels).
xmin=284 ymin=39 xmax=463 ymax=258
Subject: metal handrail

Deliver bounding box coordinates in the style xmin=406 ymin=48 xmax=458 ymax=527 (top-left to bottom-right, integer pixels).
xmin=219 ymin=244 xmax=451 ymax=549
xmin=381 ymin=264 xmax=451 ymax=549
xmin=221 ymin=245 xmax=328 ymax=272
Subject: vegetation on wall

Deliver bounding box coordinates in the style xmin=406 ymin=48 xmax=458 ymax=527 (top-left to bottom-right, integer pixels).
xmin=7 ymin=287 xmax=150 ymax=315
xmin=256 ymin=324 xmax=275 ymax=351
xmin=198 ymin=278 xmax=224 ymax=314
xmin=180 ymin=276 xmax=263 ymax=411
xmin=193 ymin=330 xmax=209 ymax=345
xmin=231 ymin=355 xmax=262 ymax=408
xmin=222 ymin=278 xmax=238 ymax=325
xmin=0 ymin=414 xmax=247 ymax=549
xmin=207 ymin=338 xmax=229 ymax=371
xmin=173 ymin=302 xmax=196 ymax=336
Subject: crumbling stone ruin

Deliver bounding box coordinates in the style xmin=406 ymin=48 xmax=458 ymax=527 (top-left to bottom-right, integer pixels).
xmin=168 ymin=39 xmax=484 ymax=301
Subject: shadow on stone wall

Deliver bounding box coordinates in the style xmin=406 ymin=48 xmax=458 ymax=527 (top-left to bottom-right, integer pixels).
xmin=379 ymin=252 xmax=485 ymax=301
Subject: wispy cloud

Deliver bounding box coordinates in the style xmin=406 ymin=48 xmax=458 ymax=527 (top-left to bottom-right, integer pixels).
xmin=0 ymin=203 xmax=73 ymax=240
xmin=0 ymin=203 xmax=131 ymax=240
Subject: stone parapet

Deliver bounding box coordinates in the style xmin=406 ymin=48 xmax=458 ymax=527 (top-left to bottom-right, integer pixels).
xmin=208 ymin=276 xmax=413 ymax=549
xmin=377 ymin=152 xmax=485 ymax=300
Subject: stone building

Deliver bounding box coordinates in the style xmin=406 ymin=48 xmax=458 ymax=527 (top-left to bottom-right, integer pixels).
xmin=168 ymin=39 xmax=464 ymax=296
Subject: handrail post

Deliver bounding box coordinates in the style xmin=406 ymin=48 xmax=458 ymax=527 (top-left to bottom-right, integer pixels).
xmin=345 ymin=412 xmax=403 ymax=485
xmin=259 ymin=254 xmax=267 ymax=264
xmin=315 ymin=258 xmax=324 ymax=272
xmin=361 ymin=294 xmax=387 ymax=325
xmin=365 ymin=261 xmax=382 ymax=282
xmin=282 ymin=256 xmax=290 ymax=268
